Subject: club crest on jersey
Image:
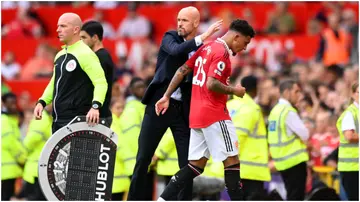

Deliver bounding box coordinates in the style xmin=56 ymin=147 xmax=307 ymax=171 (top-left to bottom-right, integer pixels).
xmin=65 ymin=60 xmax=77 ymax=72
xmin=214 ymin=61 xmax=225 ymax=76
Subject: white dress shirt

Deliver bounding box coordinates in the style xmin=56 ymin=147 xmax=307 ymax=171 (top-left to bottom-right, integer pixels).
xmin=278 ymin=98 xmax=310 ymax=141
xmin=170 ymin=36 xmax=203 ymax=101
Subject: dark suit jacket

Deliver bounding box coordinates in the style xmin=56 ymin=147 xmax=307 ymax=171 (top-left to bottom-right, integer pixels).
xmin=142 ymin=30 xmax=201 ymax=124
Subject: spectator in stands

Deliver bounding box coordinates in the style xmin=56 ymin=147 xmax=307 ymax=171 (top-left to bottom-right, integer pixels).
xmin=20 ymin=43 xmax=54 ymax=80
xmin=1 ymin=1 xmax=30 ymax=10
xmin=198 ymin=5 xmax=220 ymax=39
xmin=241 ymin=8 xmax=262 ymax=34
xmin=93 ymin=1 xmax=119 ymax=9
xmin=1 ymin=51 xmax=21 ymax=80
xmin=316 ymin=13 xmax=351 ymax=66
xmin=341 ymin=9 xmax=358 ymax=65
xmin=86 ymin=10 xmax=116 ymax=39
xmin=306 ymin=18 xmax=323 ymax=36
xmin=117 ymin=2 xmax=151 ymax=39
xmin=2 ymin=7 xmax=43 ymax=39
xmin=266 ymin=2 xmax=296 ymax=34
xmin=115 ymin=56 xmax=133 ymax=82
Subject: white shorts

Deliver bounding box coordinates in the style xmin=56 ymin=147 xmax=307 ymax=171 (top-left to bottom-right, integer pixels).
xmin=188 ymin=120 xmax=239 ymax=162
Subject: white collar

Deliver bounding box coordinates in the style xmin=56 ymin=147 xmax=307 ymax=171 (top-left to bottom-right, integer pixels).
xmin=354 ymin=102 xmax=359 ymax=108
xmin=278 ymin=98 xmax=291 ymax=106
xmin=216 ymin=38 xmax=233 ymax=56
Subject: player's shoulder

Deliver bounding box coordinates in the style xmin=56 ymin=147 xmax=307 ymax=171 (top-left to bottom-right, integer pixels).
xmin=210 ymin=40 xmax=229 ymax=58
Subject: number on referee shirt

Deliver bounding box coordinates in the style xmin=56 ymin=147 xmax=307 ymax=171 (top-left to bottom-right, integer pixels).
xmin=193 ymin=56 xmax=206 ymax=87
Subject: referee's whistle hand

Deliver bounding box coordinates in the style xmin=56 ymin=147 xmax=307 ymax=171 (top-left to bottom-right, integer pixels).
xmin=86 ymin=108 xmax=100 ymax=127
xmin=155 ymin=96 xmax=169 ymax=116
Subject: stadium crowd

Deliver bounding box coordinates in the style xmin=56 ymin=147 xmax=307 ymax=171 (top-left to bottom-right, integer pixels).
xmin=1 ymin=1 xmax=359 ymax=201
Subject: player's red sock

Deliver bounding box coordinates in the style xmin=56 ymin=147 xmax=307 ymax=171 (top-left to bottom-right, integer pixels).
xmin=160 ymin=163 xmax=203 ymax=200
xmin=224 ymin=163 xmax=244 ymax=200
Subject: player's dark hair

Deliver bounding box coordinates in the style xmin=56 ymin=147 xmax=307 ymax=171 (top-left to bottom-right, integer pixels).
xmin=279 ymin=79 xmax=298 ymax=94
xmin=81 ymin=20 xmax=104 ymax=41
xmin=241 ymin=75 xmax=258 ymax=93
xmin=1 ymin=92 xmax=16 ymax=103
xmin=129 ymin=77 xmax=144 ymax=88
xmin=229 ymin=19 xmax=256 ymax=38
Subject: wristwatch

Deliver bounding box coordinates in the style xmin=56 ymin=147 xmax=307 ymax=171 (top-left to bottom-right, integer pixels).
xmin=92 ymin=101 xmax=101 ymax=110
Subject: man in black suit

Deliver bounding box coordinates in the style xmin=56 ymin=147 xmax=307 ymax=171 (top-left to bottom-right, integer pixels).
xmin=127 ymin=6 xmax=222 ymax=200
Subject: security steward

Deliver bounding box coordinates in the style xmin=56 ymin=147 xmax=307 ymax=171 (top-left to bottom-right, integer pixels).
xmin=336 ymin=82 xmax=359 ymax=201
xmin=227 ymin=75 xmax=271 ymax=200
xmin=22 ymin=105 xmax=52 ymax=200
xmin=1 ymin=93 xmax=27 ymax=201
xmin=267 ymin=80 xmax=309 ymax=200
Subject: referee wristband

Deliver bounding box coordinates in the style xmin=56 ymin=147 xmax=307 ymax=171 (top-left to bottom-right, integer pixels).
xmin=37 ymin=99 xmax=46 ymax=108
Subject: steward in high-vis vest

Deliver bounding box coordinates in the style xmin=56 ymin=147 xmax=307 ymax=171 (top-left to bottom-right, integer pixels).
xmin=227 ymin=76 xmax=270 ymax=200
xmin=120 ymin=78 xmax=146 ymax=178
xmin=153 ymin=129 xmax=179 ymax=200
xmin=109 ymin=99 xmax=131 ymax=201
xmin=267 ymin=80 xmax=309 ymax=200
xmin=336 ymin=83 xmax=359 ymax=201
xmin=23 ymin=106 xmax=52 ymax=200
xmin=1 ymin=93 xmax=27 ymax=201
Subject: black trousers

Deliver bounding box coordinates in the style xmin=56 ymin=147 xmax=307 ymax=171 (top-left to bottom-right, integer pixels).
xmin=242 ymin=179 xmax=266 ymax=200
xmin=279 ymin=162 xmax=307 ymax=200
xmin=340 ymin=171 xmax=359 ymax=201
xmin=128 ymin=99 xmax=192 ymax=200
xmin=27 ymin=178 xmax=46 ymax=201
xmin=1 ymin=179 xmax=16 ymax=201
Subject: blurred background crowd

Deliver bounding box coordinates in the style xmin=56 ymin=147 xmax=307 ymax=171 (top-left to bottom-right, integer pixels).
xmin=1 ymin=1 xmax=359 ymax=201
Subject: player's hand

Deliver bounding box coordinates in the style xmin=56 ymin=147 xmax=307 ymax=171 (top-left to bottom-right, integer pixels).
xmin=34 ymin=103 xmax=44 ymax=120
xmin=155 ymin=96 xmax=170 ymax=116
xmin=233 ymin=84 xmax=246 ymax=98
xmin=201 ymin=20 xmax=223 ymax=41
xmin=86 ymin=108 xmax=100 ymax=126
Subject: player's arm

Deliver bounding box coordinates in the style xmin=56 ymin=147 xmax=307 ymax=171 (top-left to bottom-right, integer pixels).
xmin=38 ymin=72 xmax=55 ymax=106
xmin=207 ymin=77 xmax=235 ymax=94
xmin=164 ymin=64 xmax=193 ymax=98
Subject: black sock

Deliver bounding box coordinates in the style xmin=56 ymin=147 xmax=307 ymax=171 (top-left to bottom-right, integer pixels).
xmin=160 ymin=163 xmax=203 ymax=200
xmin=224 ymin=163 xmax=244 ymax=200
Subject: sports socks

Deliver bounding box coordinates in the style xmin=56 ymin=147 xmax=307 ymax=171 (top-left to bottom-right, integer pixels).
xmin=224 ymin=163 xmax=244 ymax=200
xmin=159 ymin=163 xmax=203 ymax=200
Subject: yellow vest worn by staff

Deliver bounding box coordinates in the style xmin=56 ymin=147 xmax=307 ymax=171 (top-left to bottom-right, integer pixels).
xmin=119 ymin=96 xmax=145 ymax=176
xmin=1 ymin=113 xmax=27 ymax=180
xmin=267 ymin=103 xmax=309 ymax=171
xmin=111 ymin=115 xmax=131 ymax=194
xmin=336 ymin=103 xmax=359 ymax=172
xmin=154 ymin=129 xmax=179 ymax=177
xmin=202 ymin=157 xmax=224 ymax=178
xmin=227 ymin=94 xmax=271 ymax=182
xmin=22 ymin=110 xmax=52 ymax=184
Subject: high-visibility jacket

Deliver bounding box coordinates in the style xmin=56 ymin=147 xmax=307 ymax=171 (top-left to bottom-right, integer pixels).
xmin=337 ymin=103 xmax=359 ymax=171
xmin=267 ymin=103 xmax=309 ymax=171
xmin=323 ymin=28 xmax=350 ymax=66
xmin=1 ymin=113 xmax=27 ymax=180
xmin=155 ymin=129 xmax=179 ymax=176
xmin=227 ymin=94 xmax=271 ymax=181
xmin=111 ymin=116 xmax=131 ymax=194
xmin=119 ymin=96 xmax=145 ymax=176
xmin=23 ymin=110 xmax=52 ymax=184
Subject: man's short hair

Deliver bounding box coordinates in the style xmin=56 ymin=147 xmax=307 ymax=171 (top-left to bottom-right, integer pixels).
xmin=129 ymin=77 xmax=144 ymax=88
xmin=229 ymin=19 xmax=256 ymax=38
xmin=81 ymin=20 xmax=104 ymax=41
xmin=1 ymin=92 xmax=16 ymax=103
xmin=241 ymin=75 xmax=258 ymax=93
xmin=279 ymin=80 xmax=298 ymax=94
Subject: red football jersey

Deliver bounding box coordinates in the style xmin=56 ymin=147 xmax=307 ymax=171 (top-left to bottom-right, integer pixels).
xmin=186 ymin=38 xmax=232 ymax=128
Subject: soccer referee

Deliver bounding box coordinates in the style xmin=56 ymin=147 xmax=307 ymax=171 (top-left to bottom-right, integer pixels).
xmin=33 ymin=13 xmax=108 ymax=133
